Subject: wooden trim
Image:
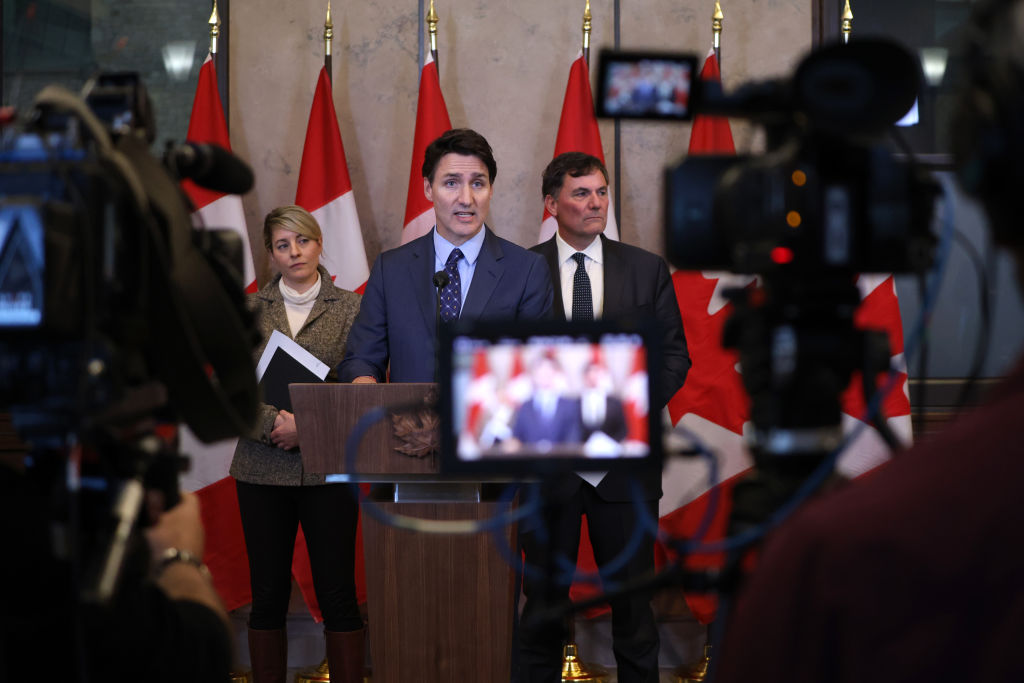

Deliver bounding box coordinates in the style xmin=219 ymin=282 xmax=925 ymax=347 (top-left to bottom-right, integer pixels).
xmin=215 ymin=0 xmax=231 ymax=130
xmin=813 ymin=0 xmax=843 ymax=46
xmin=908 ymin=376 xmax=1003 ymax=439
xmin=908 ymin=377 xmax=1002 ymax=409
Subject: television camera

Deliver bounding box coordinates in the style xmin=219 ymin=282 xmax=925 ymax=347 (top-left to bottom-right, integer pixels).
xmin=597 ymin=38 xmax=938 ymax=553
xmin=0 ymin=72 xmax=259 ymax=610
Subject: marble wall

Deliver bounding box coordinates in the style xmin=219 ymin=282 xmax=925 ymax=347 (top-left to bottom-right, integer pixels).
xmin=230 ymin=0 xmax=812 ymax=284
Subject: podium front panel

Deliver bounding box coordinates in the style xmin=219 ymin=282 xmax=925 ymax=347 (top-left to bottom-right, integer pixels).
xmin=361 ymin=499 xmax=516 ymax=683
xmin=291 ymin=383 xmax=439 ymax=476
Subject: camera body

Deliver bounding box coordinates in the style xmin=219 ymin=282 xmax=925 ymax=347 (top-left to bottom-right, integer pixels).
xmin=666 ymin=138 xmax=937 ymax=276
xmin=0 ymin=74 xmax=258 ymax=444
xmin=599 ymin=39 xmax=938 ymax=448
xmin=641 ymin=39 xmax=939 ymax=277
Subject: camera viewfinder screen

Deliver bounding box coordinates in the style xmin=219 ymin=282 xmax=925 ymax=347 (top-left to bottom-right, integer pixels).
xmin=0 ymin=204 xmax=45 ymax=327
xmin=448 ymin=331 xmax=654 ymax=471
xmin=596 ymin=51 xmax=698 ymax=120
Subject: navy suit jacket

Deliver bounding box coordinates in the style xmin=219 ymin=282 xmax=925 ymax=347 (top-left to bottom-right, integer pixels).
xmin=531 ymin=234 xmax=691 ymax=501
xmin=512 ymin=396 xmax=582 ymax=446
xmin=339 ymin=227 xmax=554 ymax=383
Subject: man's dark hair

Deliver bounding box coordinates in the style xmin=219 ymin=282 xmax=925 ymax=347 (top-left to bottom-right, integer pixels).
xmin=541 ymin=151 xmax=609 ymax=200
xmin=422 ymin=128 xmax=497 ymax=183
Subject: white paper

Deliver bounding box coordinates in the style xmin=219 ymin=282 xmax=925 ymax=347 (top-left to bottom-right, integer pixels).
xmin=255 ymin=329 xmax=330 ymax=382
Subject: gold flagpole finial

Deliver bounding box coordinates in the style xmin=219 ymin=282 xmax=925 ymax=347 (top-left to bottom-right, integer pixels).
xmin=208 ymin=0 xmax=221 ymax=55
xmin=841 ymin=0 xmax=853 ymax=43
xmin=582 ymin=0 xmax=592 ymax=54
xmin=712 ymin=1 xmax=724 ymax=51
xmin=324 ymin=1 xmax=334 ymax=57
xmin=427 ymin=0 xmax=439 ymax=56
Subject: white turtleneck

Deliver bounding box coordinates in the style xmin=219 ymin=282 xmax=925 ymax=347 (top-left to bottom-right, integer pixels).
xmin=279 ymin=273 xmax=321 ymax=338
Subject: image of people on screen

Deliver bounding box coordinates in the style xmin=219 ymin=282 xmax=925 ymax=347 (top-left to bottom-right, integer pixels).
xmin=453 ymin=339 xmax=649 ymax=461
xmin=602 ymin=60 xmax=692 ymax=117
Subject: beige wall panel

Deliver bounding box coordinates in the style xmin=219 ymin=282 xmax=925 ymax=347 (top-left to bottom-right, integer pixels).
xmin=231 ymin=0 xmax=420 ymax=283
xmin=231 ymin=1 xmax=812 ymax=285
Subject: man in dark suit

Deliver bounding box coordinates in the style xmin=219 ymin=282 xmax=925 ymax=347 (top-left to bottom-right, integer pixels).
xmin=511 ymin=354 xmax=582 ymax=449
xmin=517 ymin=152 xmax=690 ymax=683
xmin=579 ymin=361 xmax=629 ymax=444
xmin=338 ymin=129 xmax=553 ymax=383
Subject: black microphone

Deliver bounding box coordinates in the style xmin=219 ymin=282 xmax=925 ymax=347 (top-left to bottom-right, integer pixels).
xmin=166 ymin=142 xmax=255 ymax=195
xmin=433 ymin=270 xmax=449 ymax=326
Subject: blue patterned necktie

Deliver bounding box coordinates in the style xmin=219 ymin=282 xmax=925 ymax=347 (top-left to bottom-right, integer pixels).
xmin=571 ymin=252 xmax=594 ymax=321
xmin=440 ymin=248 xmax=464 ymax=322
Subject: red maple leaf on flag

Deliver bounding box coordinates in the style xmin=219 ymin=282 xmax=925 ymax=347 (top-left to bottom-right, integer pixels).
xmin=668 ymin=272 xmax=749 ymax=433
xmin=658 ymin=270 xmax=752 ymax=623
xmin=841 ymin=275 xmax=912 ymax=422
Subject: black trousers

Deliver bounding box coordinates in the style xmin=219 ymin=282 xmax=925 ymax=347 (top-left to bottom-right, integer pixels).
xmin=517 ymin=481 xmax=660 ymax=683
xmin=236 ymin=480 xmax=362 ymax=632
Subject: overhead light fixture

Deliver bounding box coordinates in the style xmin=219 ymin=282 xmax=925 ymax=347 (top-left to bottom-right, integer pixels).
xmin=920 ymin=47 xmax=949 ymax=87
xmin=162 ymin=41 xmax=197 ymax=81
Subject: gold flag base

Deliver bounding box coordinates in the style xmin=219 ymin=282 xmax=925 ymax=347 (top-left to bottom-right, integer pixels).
xmin=293 ymin=657 xmax=371 ymax=682
xmin=228 ymin=671 xmax=251 ymax=683
xmin=561 ymin=643 xmax=608 ymax=682
xmin=674 ymin=643 xmax=712 ymax=683
xmin=294 ymin=657 xmax=330 ymax=683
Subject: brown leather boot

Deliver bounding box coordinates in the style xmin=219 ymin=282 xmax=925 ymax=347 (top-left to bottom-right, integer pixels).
xmin=248 ymin=628 xmax=287 ymax=683
xmin=325 ymin=628 xmax=365 ymax=683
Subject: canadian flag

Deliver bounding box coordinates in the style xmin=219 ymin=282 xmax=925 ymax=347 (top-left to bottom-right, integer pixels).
xmin=539 ymin=51 xmax=619 ymax=243
xmin=296 ymin=66 xmax=369 ymax=294
xmin=178 ymin=54 xmax=256 ymax=612
xmin=658 ymin=49 xmax=914 ymax=623
xmin=287 ymin=65 xmax=373 ymax=620
xmin=401 ymin=52 xmax=452 ymax=244
xmin=181 ymin=54 xmax=256 ymax=293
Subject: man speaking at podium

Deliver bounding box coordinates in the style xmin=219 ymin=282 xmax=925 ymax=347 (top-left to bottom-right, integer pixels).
xmin=339 ymin=128 xmax=553 ymax=383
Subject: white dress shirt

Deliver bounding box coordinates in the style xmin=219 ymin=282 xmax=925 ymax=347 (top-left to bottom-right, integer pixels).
xmin=433 ymin=226 xmax=486 ymax=316
xmin=556 ymin=233 xmax=609 ymax=486
xmin=555 ymin=232 xmax=604 ymax=320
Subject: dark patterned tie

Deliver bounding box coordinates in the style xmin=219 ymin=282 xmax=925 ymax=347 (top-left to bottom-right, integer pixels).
xmin=571 ymin=252 xmax=594 ymax=321
xmin=440 ymin=248 xmax=464 ymax=322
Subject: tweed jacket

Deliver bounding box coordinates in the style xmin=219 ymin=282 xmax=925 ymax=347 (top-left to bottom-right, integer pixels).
xmin=230 ymin=266 xmax=361 ymax=486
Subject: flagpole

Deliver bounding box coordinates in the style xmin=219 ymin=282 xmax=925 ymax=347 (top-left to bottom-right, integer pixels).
xmin=712 ymin=1 xmax=723 ymax=66
xmin=559 ymin=8 xmax=610 ymax=674
xmin=427 ymin=0 xmax=439 ymax=69
xmin=207 ymin=0 xmax=230 ymax=130
xmin=559 ymin=12 xmax=612 ymax=683
xmin=582 ymin=0 xmax=592 ymax=67
xmin=324 ymin=1 xmax=333 ymax=85
xmin=841 ymin=0 xmax=853 ymax=43
xmin=208 ymin=0 xmax=220 ymax=55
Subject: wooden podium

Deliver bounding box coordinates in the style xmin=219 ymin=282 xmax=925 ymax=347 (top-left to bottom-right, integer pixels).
xmin=290 ymin=383 xmax=517 ymax=683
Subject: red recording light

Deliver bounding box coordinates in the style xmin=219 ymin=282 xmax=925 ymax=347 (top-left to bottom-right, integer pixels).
xmin=770 ymin=247 xmax=794 ymax=264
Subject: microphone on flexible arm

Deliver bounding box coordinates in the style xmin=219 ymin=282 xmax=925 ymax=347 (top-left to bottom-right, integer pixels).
xmin=432 ymin=270 xmax=449 ymax=383
xmin=165 ymin=141 xmax=255 ymax=195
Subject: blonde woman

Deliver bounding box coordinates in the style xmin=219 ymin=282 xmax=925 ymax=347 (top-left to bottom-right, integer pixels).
xmin=230 ymin=205 xmax=363 ymax=683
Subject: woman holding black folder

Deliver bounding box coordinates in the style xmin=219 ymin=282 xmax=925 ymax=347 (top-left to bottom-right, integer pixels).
xmin=230 ymin=205 xmax=364 ymax=683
